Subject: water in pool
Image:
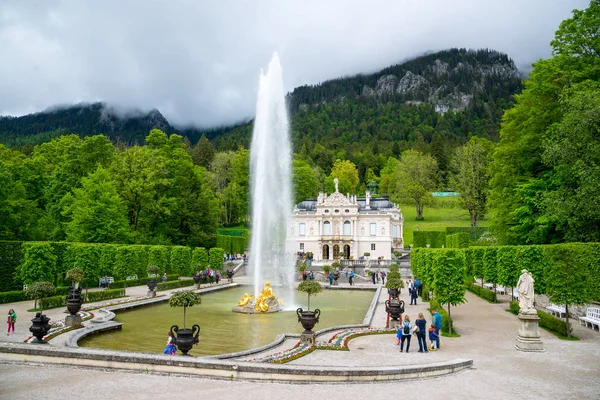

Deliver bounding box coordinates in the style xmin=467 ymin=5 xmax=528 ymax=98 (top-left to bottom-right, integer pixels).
xmin=79 ymin=286 xmax=375 ymax=356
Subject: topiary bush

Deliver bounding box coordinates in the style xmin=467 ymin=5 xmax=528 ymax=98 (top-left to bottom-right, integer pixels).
xmin=465 ymin=282 xmax=496 ymax=302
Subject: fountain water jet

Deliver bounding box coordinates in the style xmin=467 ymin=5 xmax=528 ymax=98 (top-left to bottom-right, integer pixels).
xmin=245 ymin=53 xmax=295 ymax=311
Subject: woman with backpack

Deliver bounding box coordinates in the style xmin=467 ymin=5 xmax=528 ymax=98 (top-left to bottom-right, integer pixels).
xmin=399 ymin=315 xmax=413 ymax=353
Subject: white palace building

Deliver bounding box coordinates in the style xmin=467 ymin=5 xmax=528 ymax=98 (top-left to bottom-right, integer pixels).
xmin=287 ymin=180 xmax=404 ymax=262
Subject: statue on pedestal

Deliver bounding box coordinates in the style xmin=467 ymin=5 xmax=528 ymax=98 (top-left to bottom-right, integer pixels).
xmin=517 ymin=269 xmax=536 ymax=315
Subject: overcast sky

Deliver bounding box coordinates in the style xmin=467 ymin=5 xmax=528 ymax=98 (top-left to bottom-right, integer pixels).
xmin=0 ymin=0 xmax=589 ymax=128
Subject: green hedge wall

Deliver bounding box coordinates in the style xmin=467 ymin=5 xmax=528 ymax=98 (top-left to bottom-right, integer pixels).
xmin=217 ymin=229 xmax=248 ymax=237
xmin=445 ymin=233 xmax=469 ymax=248
xmin=156 ymin=278 xmax=195 ymax=291
xmin=191 ymin=247 xmax=209 ymax=269
xmin=445 ymin=227 xmax=489 ymax=241
xmin=413 ymin=231 xmax=446 ymax=248
xmin=1 ymin=241 xmax=227 ymax=292
xmin=0 ymin=241 xmax=23 ymax=291
xmin=465 ymin=282 xmax=496 ymax=302
xmin=209 ymin=247 xmax=225 ymax=270
xmin=148 ymin=245 xmax=169 ymax=273
xmin=40 ymin=288 xmax=126 ymax=310
xmin=415 ymin=243 xmax=600 ymax=309
xmin=170 ymin=246 xmax=192 ymax=276
xmin=216 ymin=235 xmax=247 ymax=254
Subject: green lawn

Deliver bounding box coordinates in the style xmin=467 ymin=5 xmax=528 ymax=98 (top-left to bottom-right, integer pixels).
xmin=400 ymin=201 xmax=490 ymax=247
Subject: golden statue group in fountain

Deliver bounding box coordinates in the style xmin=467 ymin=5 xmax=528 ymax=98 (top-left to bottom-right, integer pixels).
xmin=233 ymin=281 xmax=282 ymax=314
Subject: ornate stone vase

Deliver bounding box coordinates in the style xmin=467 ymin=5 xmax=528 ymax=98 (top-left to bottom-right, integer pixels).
xmin=193 ymin=274 xmax=202 ymax=285
xmin=147 ymin=279 xmax=157 ymax=291
xmin=66 ymin=287 xmax=83 ymax=316
xmin=387 ymin=288 xmax=399 ymax=299
xmin=29 ymin=312 xmax=51 ymax=343
xmin=332 ymin=272 xmax=340 ymax=285
xmin=170 ymin=324 xmax=200 ymax=356
xmin=296 ymin=308 xmax=321 ymax=334
xmin=385 ymin=299 xmax=405 ymax=320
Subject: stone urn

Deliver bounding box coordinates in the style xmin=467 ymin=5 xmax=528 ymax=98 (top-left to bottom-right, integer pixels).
xmin=296 ymin=308 xmax=321 ymax=334
xmin=332 ymin=271 xmax=340 ymax=286
xmin=66 ymin=287 xmax=83 ymax=316
xmin=147 ymin=279 xmax=157 ymax=297
xmin=387 ymin=288 xmax=400 ymax=299
xmin=29 ymin=312 xmax=51 ymax=344
xmin=385 ymin=299 xmax=405 ymax=321
xmin=170 ymin=324 xmax=200 ymax=356
xmin=193 ymin=273 xmax=202 ymax=287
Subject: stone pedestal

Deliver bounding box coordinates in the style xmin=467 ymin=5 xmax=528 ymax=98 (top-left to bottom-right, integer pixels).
xmin=515 ymin=313 xmax=545 ymax=352
xmin=147 ymin=290 xmax=156 ymax=298
xmin=300 ymin=332 xmax=315 ymax=346
xmin=389 ymin=319 xmax=400 ymax=330
xmin=332 ymin=280 xmax=339 ymax=286
xmin=65 ymin=314 xmax=82 ymax=327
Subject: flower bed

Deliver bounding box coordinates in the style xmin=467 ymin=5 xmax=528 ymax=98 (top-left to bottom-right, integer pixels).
xmin=251 ymin=327 xmax=396 ymax=364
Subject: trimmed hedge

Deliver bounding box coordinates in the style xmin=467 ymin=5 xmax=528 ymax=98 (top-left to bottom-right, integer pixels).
xmin=413 ymin=231 xmax=446 ymax=248
xmin=0 ymin=241 xmax=23 ymax=291
xmin=209 ymin=247 xmax=225 ymax=270
xmin=445 ymin=227 xmax=489 ymax=241
xmin=0 ymin=290 xmax=27 ymax=304
xmin=156 ymin=279 xmax=195 ymax=291
xmin=217 ymin=228 xmax=248 ymax=237
xmin=216 ymin=234 xmax=247 ymax=254
xmin=170 ymin=246 xmax=192 ymax=276
xmin=465 ymin=282 xmax=496 ymax=303
xmin=109 ymin=274 xmax=180 ymax=289
xmin=445 ymin=233 xmax=469 ymax=248
xmin=40 ymin=288 xmax=126 ymax=310
xmin=191 ymin=247 xmax=209 ymax=269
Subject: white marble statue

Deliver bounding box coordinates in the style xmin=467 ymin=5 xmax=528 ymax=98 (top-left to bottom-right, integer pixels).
xmin=517 ymin=269 xmax=536 ymax=315
xmin=334 ymin=177 xmax=339 ymax=193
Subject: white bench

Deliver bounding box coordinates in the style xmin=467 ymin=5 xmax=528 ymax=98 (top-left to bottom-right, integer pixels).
xmin=483 ymin=283 xmax=494 ymax=290
xmin=579 ymin=306 xmax=600 ymax=330
xmin=546 ymin=303 xmax=567 ymax=319
xmin=495 ymin=286 xmax=506 ymax=295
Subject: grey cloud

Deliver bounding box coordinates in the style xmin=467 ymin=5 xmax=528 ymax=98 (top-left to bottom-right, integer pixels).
xmin=0 ymin=0 xmax=589 ymax=127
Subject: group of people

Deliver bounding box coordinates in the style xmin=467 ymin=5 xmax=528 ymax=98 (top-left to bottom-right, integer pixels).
xmin=301 ymin=271 xmax=315 ymax=281
xmin=194 ymin=268 xmax=221 ymax=284
xmin=396 ymin=308 xmax=442 ymax=353
xmin=99 ymin=276 xmax=111 ymax=288
xmin=224 ymin=253 xmax=245 ymax=262
xmin=370 ymin=270 xmax=387 ymax=285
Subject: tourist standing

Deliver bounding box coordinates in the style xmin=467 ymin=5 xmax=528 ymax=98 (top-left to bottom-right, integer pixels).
xmin=349 ymin=271 xmax=355 ymax=286
xmin=415 ymin=312 xmax=428 ymax=352
xmin=6 ymin=309 xmax=16 ymax=335
xmin=410 ymin=285 xmax=418 ymax=305
xmin=432 ymin=308 xmax=442 ymax=341
xmin=162 ymin=273 xmax=168 ymax=283
xmin=399 ymin=315 xmax=412 ymax=353
xmin=329 ymin=272 xmax=333 ymax=286
xmin=381 ymin=271 xmax=386 ymax=285
xmin=215 ymin=272 xmax=221 ymax=284
xmin=371 ymin=271 xmax=376 ymax=284
xmin=415 ymin=278 xmax=422 ymax=297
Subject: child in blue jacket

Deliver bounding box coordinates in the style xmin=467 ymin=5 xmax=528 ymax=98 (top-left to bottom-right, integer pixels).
xmin=428 ymin=324 xmax=439 ymax=351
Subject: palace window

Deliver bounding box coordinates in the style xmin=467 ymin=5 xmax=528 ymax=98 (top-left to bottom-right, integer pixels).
xmin=343 ymin=221 xmax=351 ymax=235
xmin=299 ymin=223 xmax=306 ymax=236
xmin=323 ymin=221 xmax=331 ymax=235
xmin=300 ymin=243 xmax=304 ymax=250
xmin=371 ymin=243 xmax=376 ymax=251
xmin=370 ymin=223 xmax=376 ymax=236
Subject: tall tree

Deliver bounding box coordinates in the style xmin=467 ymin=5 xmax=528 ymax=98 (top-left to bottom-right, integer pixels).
xmin=451 ymin=137 xmax=494 ymax=227
xmin=292 ymin=158 xmax=319 ymax=204
xmin=191 ymin=134 xmax=216 ymax=169
xmin=392 ymin=149 xmax=438 ymax=219
xmin=327 ymin=159 xmax=359 ymax=194
xmin=64 ymin=167 xmax=130 ymax=243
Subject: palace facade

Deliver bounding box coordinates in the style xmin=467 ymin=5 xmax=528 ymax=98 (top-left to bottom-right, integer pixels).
xmin=287 ymin=187 xmax=404 ymax=261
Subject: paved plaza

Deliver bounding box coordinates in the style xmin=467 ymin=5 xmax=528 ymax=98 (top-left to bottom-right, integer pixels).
xmin=0 ymin=279 xmax=599 ymax=399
